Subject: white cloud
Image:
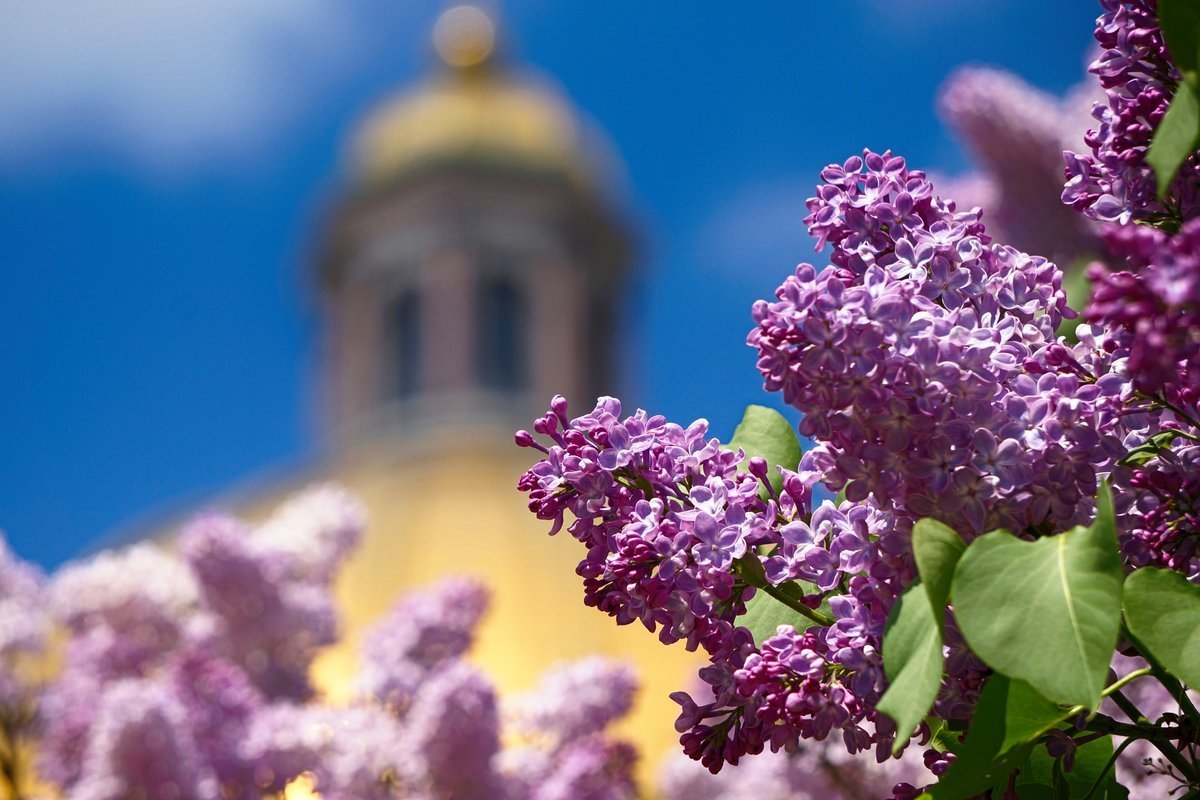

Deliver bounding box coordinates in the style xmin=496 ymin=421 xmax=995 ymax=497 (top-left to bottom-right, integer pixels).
xmin=0 ymin=0 xmax=385 ymax=172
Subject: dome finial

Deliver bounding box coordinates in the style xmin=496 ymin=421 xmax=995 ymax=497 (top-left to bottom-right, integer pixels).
xmin=433 ymin=5 xmax=496 ymax=70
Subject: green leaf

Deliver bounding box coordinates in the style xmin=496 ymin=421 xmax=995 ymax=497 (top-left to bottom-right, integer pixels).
xmin=1118 ymin=430 xmax=1183 ymax=468
xmin=737 ymin=583 xmax=820 ymax=645
xmin=1124 ymin=566 xmax=1200 ymax=688
xmin=1016 ymin=736 xmax=1120 ymax=800
xmin=1160 ymin=0 xmax=1200 ymax=81
xmin=878 ymin=583 xmax=944 ymax=752
xmin=877 ymin=519 xmax=966 ymax=753
xmin=913 ymin=518 xmax=966 ymax=608
xmin=728 ymin=405 xmax=802 ymax=496
xmin=952 ymin=486 xmax=1123 ymax=709
xmin=1147 ymin=83 xmax=1200 ymax=198
xmin=925 ymin=676 xmax=1072 ymax=800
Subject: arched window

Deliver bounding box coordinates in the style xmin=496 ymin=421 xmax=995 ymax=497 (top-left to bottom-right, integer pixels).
xmin=386 ymin=288 xmax=421 ymax=400
xmin=478 ymin=275 xmax=527 ymax=392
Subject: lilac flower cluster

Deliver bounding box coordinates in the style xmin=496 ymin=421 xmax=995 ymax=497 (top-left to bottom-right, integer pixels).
xmin=358 ymin=576 xmax=489 ymax=713
xmin=1063 ymin=0 xmax=1200 ymax=225
xmin=17 ymin=488 xmax=644 ymax=800
xmin=517 ymin=397 xmax=932 ymax=773
xmin=658 ymin=739 xmax=929 ymax=800
xmin=500 ymin=657 xmax=640 ymax=800
xmin=752 ymin=150 xmax=1131 ymax=539
xmin=517 ymin=396 xmax=770 ymax=658
xmin=939 ymin=66 xmax=1102 ymax=263
xmin=1088 ymin=219 xmax=1200 ymax=402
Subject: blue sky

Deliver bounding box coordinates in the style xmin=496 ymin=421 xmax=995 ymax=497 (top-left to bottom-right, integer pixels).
xmin=0 ymin=1 xmax=1098 ymax=568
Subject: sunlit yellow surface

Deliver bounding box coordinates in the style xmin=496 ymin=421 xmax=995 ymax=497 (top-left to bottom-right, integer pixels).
xmin=351 ymin=65 xmax=589 ymax=186
xmin=237 ymin=430 xmax=703 ymax=791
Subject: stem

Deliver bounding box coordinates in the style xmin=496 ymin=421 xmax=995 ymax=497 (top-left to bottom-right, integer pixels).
xmin=1081 ymin=736 xmax=1136 ymax=800
xmin=1108 ymin=689 xmax=1198 ymax=781
xmin=756 ymin=580 xmax=836 ymax=628
xmin=1102 ymin=667 xmax=1154 ymax=698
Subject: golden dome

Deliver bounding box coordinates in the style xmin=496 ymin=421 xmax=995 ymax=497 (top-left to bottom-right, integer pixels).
xmin=351 ymin=6 xmax=593 ymax=187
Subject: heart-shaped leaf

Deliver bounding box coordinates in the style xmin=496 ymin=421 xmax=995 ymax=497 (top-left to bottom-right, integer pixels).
xmin=728 ymin=405 xmax=802 ymax=495
xmin=878 ymin=519 xmax=966 ymax=752
xmin=953 ymin=487 xmax=1122 ymax=709
xmin=1124 ymin=566 xmax=1200 ymax=689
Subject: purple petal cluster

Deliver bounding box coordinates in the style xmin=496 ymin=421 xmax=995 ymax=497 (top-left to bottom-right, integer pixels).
xmin=517 ymin=396 xmax=931 ymax=771
xmin=358 ymin=575 xmax=489 ymax=712
xmin=1088 ymin=219 xmax=1200 ymax=402
xmin=517 ymin=396 xmax=777 ymax=657
xmin=1063 ymin=0 xmax=1200 ymax=225
xmin=672 ymin=499 xmax=910 ymax=773
xmin=752 ymin=149 xmax=1130 ymax=538
xmin=658 ymin=741 xmax=928 ymax=800
xmin=180 ymin=512 xmax=340 ymax=700
xmin=397 ymin=661 xmax=503 ymax=799
xmin=507 ymin=657 xmax=637 ymax=748
xmin=939 ymin=66 xmax=1102 ymax=263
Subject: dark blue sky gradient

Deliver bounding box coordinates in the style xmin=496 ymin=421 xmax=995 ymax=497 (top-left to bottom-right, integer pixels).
xmin=0 ymin=1 xmax=1098 ymax=567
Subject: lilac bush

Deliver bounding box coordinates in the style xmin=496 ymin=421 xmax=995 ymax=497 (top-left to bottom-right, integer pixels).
xmin=0 ymin=485 xmax=644 ymax=800
xmin=517 ymin=2 xmax=1200 ymax=795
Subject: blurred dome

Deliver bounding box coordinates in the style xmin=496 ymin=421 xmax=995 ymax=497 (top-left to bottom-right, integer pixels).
xmin=350 ymin=5 xmax=600 ymax=188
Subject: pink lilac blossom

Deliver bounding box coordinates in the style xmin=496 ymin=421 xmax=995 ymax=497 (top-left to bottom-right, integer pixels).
xmin=0 ymin=535 xmax=46 ymax=713
xmin=939 ymin=66 xmax=1102 ymax=264
xmin=1063 ymin=0 xmax=1200 ymax=226
xmin=250 ymin=483 xmax=366 ymax=584
xmin=357 ymin=576 xmax=489 ymax=713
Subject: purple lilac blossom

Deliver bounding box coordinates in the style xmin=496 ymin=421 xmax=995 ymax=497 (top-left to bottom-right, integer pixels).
xmin=752 ymin=148 xmax=1131 ymax=539
xmin=357 ymin=575 xmax=489 ymax=713
xmin=506 ymin=657 xmax=638 ymax=749
xmin=397 ymin=661 xmax=503 ymax=800
xmin=528 ymin=738 xmax=638 ymax=800
xmin=1087 ymin=219 xmax=1200 ymax=404
xmin=70 ymin=678 xmax=216 ymax=800
xmin=169 ymin=651 xmax=265 ymax=799
xmin=240 ymin=704 xmax=405 ymax=799
xmin=1063 ymin=0 xmax=1200 ymax=226
xmin=658 ymin=743 xmax=929 ymax=800
xmin=517 ymin=396 xmax=923 ymax=770
xmin=47 ymin=542 xmax=198 ymax=675
xmin=180 ymin=512 xmax=339 ymax=701
xmin=939 ymin=66 xmax=1102 ymax=264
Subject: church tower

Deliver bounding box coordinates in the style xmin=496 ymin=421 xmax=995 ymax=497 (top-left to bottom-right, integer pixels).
xmin=295 ymin=5 xmax=701 ymax=783
xmin=320 ymin=5 xmax=629 ymax=447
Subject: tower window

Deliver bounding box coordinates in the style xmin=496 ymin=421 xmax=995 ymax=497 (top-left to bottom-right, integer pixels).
xmin=386 ymin=288 xmax=421 ymax=399
xmin=478 ymin=275 xmax=527 ymax=392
